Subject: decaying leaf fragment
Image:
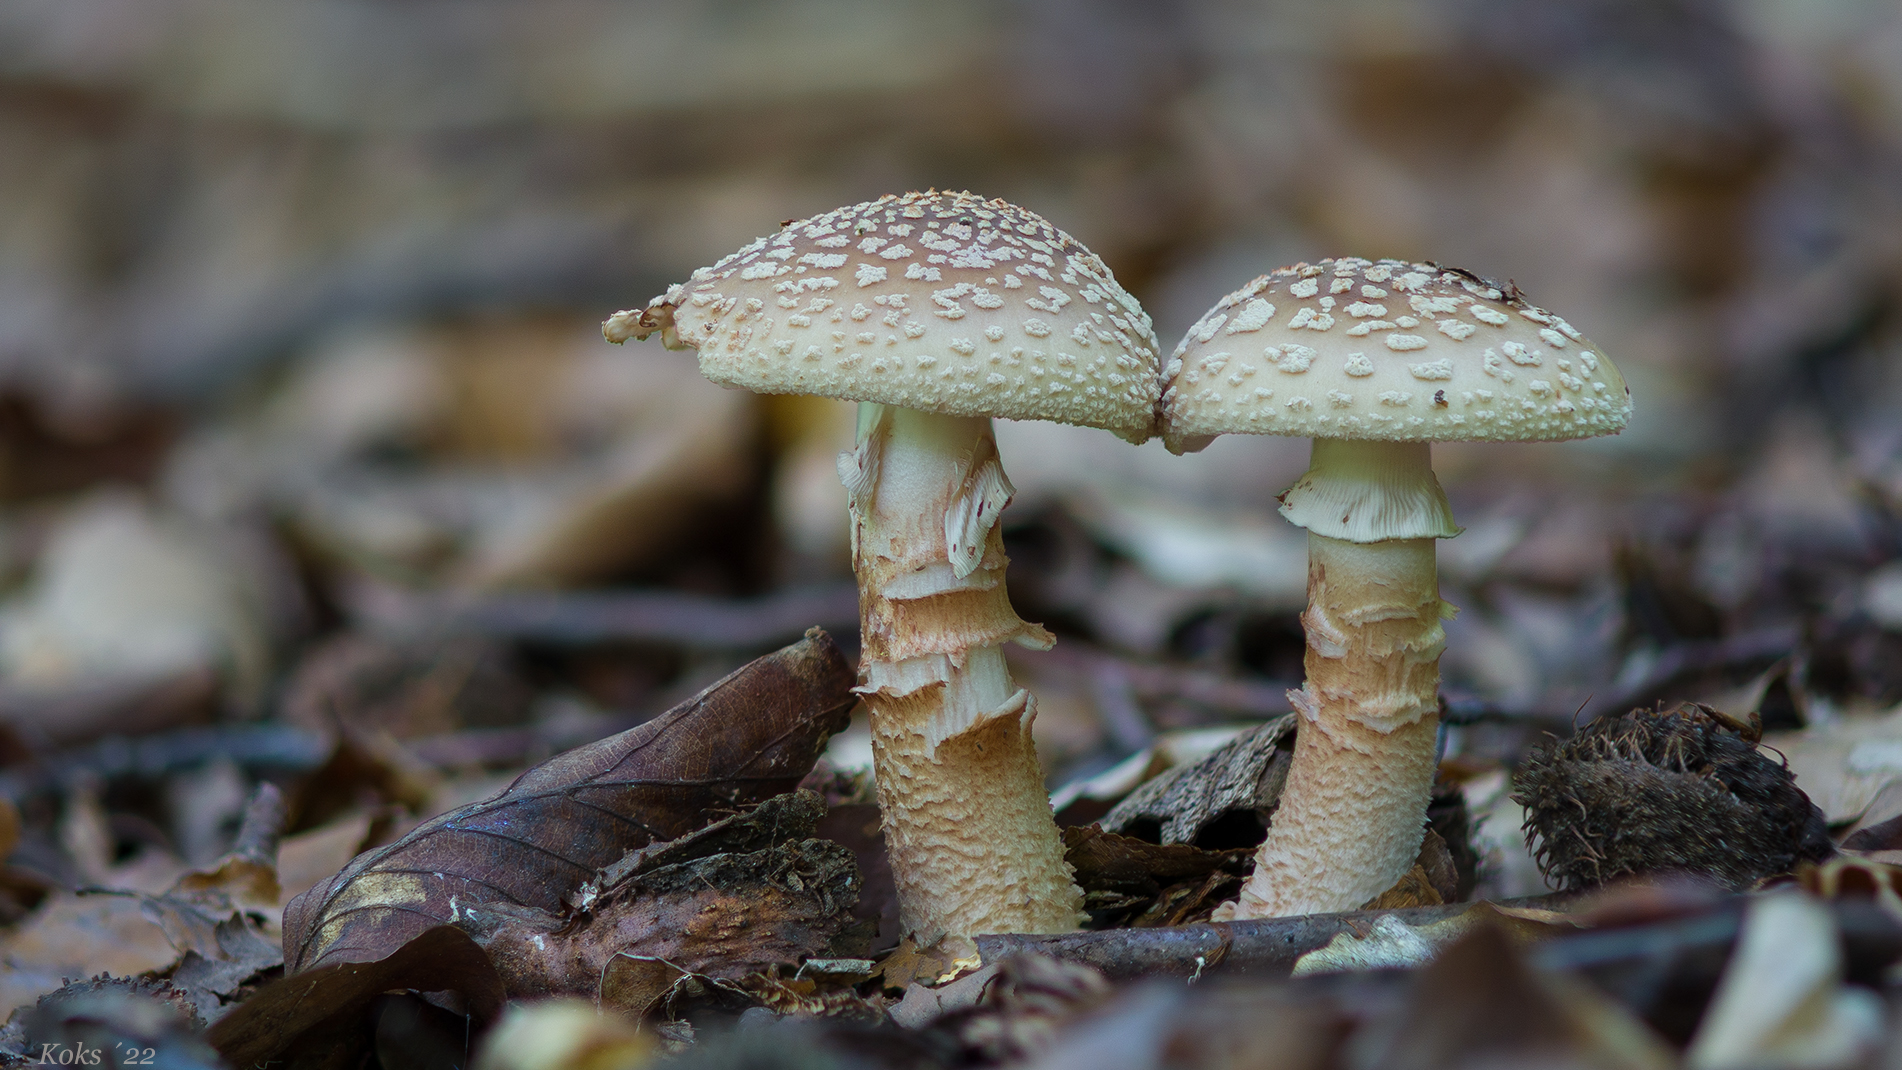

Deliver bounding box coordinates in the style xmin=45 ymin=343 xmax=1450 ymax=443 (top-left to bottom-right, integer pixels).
xmin=284 ymin=629 xmax=856 ymax=972
xmin=1101 ymin=715 xmax=1295 ymax=846
xmin=1796 ymin=855 xmax=1902 ymax=920
xmin=0 ymin=785 xmax=287 ymax=1022
xmin=7 ymin=978 xmax=223 ymax=1070
xmin=479 ymin=792 xmax=864 ymax=1010
xmin=1351 ymin=921 xmax=1674 ymax=1070
xmin=920 ymin=954 xmax=1112 ymax=1066
xmin=209 ymin=925 xmax=505 ymax=1070
xmin=1060 ymin=824 xmax=1252 ymax=928
xmin=1685 ymin=893 xmax=1884 ymax=1070
xmin=473 ymin=998 xmax=652 ymax=1070
xmin=1291 ymin=901 xmax=1574 ymax=976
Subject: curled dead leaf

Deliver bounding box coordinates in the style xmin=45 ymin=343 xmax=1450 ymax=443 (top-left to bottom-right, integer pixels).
xmin=209 ymin=925 xmax=504 ymax=1070
xmin=282 ymin=630 xmax=855 ymax=973
xmin=480 ymin=792 xmax=865 ymax=1008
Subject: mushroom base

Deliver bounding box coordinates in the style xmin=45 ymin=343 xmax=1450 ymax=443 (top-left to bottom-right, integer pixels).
xmin=1225 ymin=533 xmax=1447 ymax=918
xmin=867 ymin=669 xmax=1083 ymax=942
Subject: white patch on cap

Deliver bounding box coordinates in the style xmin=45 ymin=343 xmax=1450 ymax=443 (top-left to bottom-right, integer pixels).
xmin=1344 ymin=353 xmax=1374 ymax=377
xmin=1224 ymin=299 xmax=1277 ymax=333
xmin=1267 ymin=343 xmax=1316 ymax=373
xmin=1288 ymin=308 xmax=1335 ymax=331
xmin=1385 ymin=334 xmax=1429 ymax=351
xmin=1189 ymin=314 xmax=1226 ymax=343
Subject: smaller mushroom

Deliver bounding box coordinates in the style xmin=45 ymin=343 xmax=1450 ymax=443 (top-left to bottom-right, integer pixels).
xmin=1161 ymin=257 xmax=1632 ymax=917
xmin=607 ymin=191 xmax=1161 ymax=942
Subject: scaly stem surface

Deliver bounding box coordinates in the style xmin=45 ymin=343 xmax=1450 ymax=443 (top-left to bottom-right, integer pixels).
xmin=1227 ymin=438 xmax=1452 ymax=918
xmin=846 ymin=405 xmax=1081 ymax=943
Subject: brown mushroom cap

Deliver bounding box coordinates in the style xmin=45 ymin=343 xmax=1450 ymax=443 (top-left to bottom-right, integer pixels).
xmin=606 ymin=191 xmax=1161 ymax=443
xmin=1162 ymin=257 xmax=1632 ymax=445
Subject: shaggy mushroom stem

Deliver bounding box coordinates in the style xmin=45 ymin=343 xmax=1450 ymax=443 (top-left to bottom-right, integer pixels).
xmin=843 ymin=403 xmax=1082 ymax=942
xmin=1228 ymin=438 xmax=1458 ymax=918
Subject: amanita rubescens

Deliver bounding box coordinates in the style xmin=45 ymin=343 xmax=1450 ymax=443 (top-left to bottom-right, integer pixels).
xmin=607 ymin=190 xmax=1160 ymax=942
xmin=1162 ymin=257 xmax=1631 ymax=918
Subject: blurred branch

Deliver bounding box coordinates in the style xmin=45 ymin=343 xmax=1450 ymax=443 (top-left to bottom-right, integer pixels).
xmin=1030 ymin=642 xmax=1293 ymax=725
xmin=972 ymin=899 xmax=1550 ymax=981
xmin=977 ymin=896 xmax=1902 ymax=984
xmin=351 ymin=582 xmax=861 ymax=650
xmin=0 ymin=724 xmax=331 ymax=803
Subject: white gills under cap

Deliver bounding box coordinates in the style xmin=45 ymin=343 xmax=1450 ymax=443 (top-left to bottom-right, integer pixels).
xmin=606 ymin=190 xmax=1161 ymax=444
xmin=1160 ymin=257 xmax=1632 ymax=451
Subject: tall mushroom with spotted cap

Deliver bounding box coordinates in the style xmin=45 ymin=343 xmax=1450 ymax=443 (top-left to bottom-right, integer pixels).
xmin=1162 ymin=257 xmax=1631 ymax=918
xmin=605 ymin=191 xmax=1160 ymax=941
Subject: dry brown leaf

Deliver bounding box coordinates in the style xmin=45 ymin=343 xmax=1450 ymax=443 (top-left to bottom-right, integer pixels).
xmin=943 ymin=954 xmax=1112 ymax=1065
xmin=1686 ymin=893 xmax=1883 ymax=1070
xmin=0 ymin=893 xmax=185 ymax=1016
xmin=0 ymin=786 xmax=288 ymax=1020
xmin=1292 ymin=901 xmax=1578 ymax=977
xmin=1360 ymin=864 xmax=1444 ymax=911
xmin=276 ymin=812 xmax=376 ymax=903
xmin=1794 ymin=856 xmax=1902 ymax=920
xmin=10 ymin=977 xmax=222 ymax=1070
xmin=1352 ymin=921 xmax=1673 ymax=1070
xmin=208 ymin=924 xmax=504 ymax=1070
xmin=875 ymin=933 xmax=983 ymax=992
xmin=479 ymin=792 xmax=864 ymax=1007
xmin=283 ymin=629 xmax=856 ymax=972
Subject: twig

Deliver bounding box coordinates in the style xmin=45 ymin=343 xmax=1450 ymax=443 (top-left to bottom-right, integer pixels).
xmin=973 ymin=900 xmax=1545 ymax=980
xmin=975 ymin=896 xmax=1902 ymax=984
xmin=350 ymin=583 xmax=861 ymax=649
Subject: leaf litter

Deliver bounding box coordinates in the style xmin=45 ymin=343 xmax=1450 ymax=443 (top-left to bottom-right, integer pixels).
xmin=5 ymin=1 xmax=1902 ymax=1063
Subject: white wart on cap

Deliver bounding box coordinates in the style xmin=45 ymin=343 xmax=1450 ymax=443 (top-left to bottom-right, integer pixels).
xmin=1162 ymin=258 xmax=1631 ymax=448
xmin=607 ymin=190 xmax=1161 ymax=443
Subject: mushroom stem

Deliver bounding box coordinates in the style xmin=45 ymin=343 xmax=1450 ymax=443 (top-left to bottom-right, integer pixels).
xmin=846 ymin=404 xmax=1081 ymax=942
xmin=1228 ymin=438 xmax=1454 ymax=918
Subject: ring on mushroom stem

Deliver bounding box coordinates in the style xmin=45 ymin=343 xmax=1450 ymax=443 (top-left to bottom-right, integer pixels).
xmin=1161 ymin=257 xmax=1632 ymax=919
xmin=606 ymin=190 xmax=1162 ymax=942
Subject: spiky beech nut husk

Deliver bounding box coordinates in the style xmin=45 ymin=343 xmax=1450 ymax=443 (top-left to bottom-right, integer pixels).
xmin=1513 ymin=702 xmax=1832 ymax=891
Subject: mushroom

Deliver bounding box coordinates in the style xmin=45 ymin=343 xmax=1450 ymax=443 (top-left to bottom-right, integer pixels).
xmin=1160 ymin=257 xmax=1631 ymax=918
xmin=605 ymin=191 xmax=1161 ymax=942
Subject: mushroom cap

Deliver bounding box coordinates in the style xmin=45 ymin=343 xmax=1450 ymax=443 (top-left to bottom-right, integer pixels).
xmin=607 ymin=191 xmax=1161 ymax=443
xmin=1161 ymin=258 xmax=1632 ymax=448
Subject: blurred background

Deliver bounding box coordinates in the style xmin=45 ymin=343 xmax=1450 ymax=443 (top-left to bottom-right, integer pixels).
xmin=0 ymin=0 xmax=1900 ymax=952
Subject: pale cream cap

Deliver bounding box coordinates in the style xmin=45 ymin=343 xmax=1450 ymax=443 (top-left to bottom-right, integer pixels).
xmin=607 ymin=191 xmax=1161 ymax=443
xmin=1162 ymin=258 xmax=1631 ymax=450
